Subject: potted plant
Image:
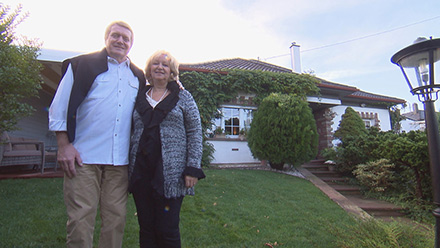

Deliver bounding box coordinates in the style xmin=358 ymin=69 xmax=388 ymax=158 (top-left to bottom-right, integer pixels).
xmin=214 ymin=126 xmax=225 ymax=138
xmin=324 ymin=160 xmax=337 ymax=171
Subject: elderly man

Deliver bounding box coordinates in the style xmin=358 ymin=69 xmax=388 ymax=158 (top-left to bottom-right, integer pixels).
xmin=49 ymin=21 xmax=145 ymax=248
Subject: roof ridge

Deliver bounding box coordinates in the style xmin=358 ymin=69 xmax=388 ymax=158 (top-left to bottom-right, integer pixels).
xmin=182 ymin=57 xmax=246 ymax=66
xmin=181 ymin=57 xmax=293 ymax=73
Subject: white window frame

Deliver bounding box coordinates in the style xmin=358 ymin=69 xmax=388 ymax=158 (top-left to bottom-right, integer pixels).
xmin=213 ymin=105 xmax=257 ymax=138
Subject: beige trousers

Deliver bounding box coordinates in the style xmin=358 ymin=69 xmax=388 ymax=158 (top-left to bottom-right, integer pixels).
xmin=63 ymin=164 xmax=128 ymax=248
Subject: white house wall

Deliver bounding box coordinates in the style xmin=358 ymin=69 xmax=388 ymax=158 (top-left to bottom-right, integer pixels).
xmin=400 ymin=119 xmax=425 ymax=132
xmin=207 ymin=140 xmax=260 ymax=165
xmin=330 ymin=105 xmax=392 ymax=132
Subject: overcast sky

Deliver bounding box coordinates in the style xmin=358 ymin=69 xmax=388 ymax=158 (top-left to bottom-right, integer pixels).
xmin=4 ymin=0 xmax=440 ymax=112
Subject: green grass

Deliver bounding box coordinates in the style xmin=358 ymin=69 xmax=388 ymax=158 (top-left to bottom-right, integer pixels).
xmin=0 ymin=169 xmax=434 ymax=247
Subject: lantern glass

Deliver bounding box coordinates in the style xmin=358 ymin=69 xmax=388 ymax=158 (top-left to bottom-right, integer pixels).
xmin=391 ymin=38 xmax=440 ymax=100
xmin=398 ymin=49 xmax=440 ymax=100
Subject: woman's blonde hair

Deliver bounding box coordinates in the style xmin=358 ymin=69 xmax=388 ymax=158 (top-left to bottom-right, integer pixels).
xmin=145 ymin=50 xmax=179 ymax=84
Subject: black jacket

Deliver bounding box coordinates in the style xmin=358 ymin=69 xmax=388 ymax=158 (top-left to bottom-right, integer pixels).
xmin=60 ymin=48 xmax=145 ymax=142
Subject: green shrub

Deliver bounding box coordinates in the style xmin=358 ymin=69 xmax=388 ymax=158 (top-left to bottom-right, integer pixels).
xmin=353 ymin=159 xmax=396 ymax=192
xmin=201 ymin=140 xmax=215 ymax=167
xmin=334 ymin=107 xmax=367 ymax=142
xmin=331 ymin=127 xmax=381 ymax=174
xmin=330 ymin=128 xmax=434 ymax=222
xmin=247 ymin=93 xmax=318 ymax=170
xmin=321 ymin=147 xmax=338 ymax=162
xmin=378 ymin=131 xmax=431 ymax=201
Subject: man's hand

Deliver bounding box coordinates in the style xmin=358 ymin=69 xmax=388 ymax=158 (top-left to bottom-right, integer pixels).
xmin=185 ymin=175 xmax=198 ymax=188
xmin=177 ymin=80 xmax=185 ymax=90
xmin=56 ymin=132 xmax=83 ymax=178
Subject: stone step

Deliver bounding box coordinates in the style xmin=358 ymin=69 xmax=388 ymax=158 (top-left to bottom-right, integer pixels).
xmin=300 ymin=161 xmax=409 ymax=221
xmin=303 ymin=159 xmax=326 ymax=166
xmin=302 ymin=165 xmax=329 ymax=171
xmin=331 ymin=184 xmax=362 ymax=195
xmin=347 ymin=195 xmax=406 ymax=217
xmin=309 ymin=170 xmax=342 ymax=177
xmin=318 ymin=177 xmax=349 ymax=184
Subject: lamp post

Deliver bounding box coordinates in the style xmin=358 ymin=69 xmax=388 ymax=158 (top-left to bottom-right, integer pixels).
xmin=391 ymin=37 xmax=440 ymax=247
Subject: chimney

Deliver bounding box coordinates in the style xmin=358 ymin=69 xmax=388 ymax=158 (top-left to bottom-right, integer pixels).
xmin=413 ymin=103 xmax=419 ymax=113
xmin=290 ymin=42 xmax=302 ymax=73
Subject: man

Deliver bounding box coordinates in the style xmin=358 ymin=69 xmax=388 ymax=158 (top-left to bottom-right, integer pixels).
xmin=49 ymin=21 xmax=145 ymax=248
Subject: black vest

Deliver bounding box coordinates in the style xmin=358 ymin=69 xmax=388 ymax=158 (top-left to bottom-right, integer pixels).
xmin=60 ymin=48 xmax=145 ymax=142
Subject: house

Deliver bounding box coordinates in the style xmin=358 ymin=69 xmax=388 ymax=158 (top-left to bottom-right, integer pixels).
xmin=401 ymin=103 xmax=426 ymax=132
xmin=180 ymin=58 xmax=406 ymax=165
xmin=10 ymin=49 xmax=405 ymax=166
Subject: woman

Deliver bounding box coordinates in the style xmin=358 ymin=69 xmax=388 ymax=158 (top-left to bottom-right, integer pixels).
xmin=128 ymin=50 xmax=205 ymax=248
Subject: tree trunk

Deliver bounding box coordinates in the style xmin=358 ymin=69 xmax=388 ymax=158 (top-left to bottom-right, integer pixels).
xmin=413 ymin=168 xmax=424 ymax=200
xmin=270 ymin=162 xmax=284 ymax=170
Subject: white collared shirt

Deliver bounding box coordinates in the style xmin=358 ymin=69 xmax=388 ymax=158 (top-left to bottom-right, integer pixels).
xmin=49 ymin=57 xmax=140 ymax=165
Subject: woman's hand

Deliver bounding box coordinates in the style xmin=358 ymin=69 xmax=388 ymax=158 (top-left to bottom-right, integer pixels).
xmin=185 ymin=175 xmax=198 ymax=188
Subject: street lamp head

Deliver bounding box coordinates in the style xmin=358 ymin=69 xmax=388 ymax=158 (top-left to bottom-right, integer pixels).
xmin=391 ymin=37 xmax=440 ymax=102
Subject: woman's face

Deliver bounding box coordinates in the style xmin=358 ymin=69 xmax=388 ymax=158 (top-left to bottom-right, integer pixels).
xmin=150 ymin=54 xmax=171 ymax=83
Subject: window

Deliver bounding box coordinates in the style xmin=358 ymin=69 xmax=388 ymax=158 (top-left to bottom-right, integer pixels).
xmin=224 ymin=108 xmax=240 ymax=135
xmin=243 ymin=109 xmax=253 ymax=131
xmin=364 ymin=120 xmax=371 ymax=128
xmin=213 ymin=107 xmax=255 ymax=137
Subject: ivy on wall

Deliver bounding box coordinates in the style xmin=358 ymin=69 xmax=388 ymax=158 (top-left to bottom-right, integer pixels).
xmin=180 ymin=69 xmax=321 ymax=133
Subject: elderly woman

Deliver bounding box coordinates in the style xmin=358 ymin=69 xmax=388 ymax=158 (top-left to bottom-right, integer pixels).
xmin=129 ymin=50 xmax=205 ymax=248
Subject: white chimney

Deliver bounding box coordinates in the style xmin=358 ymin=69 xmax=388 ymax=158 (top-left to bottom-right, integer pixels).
xmin=413 ymin=103 xmax=419 ymax=113
xmin=290 ymin=42 xmax=302 ymax=73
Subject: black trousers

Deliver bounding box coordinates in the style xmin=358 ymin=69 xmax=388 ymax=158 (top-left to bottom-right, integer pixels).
xmin=132 ymin=182 xmax=184 ymax=248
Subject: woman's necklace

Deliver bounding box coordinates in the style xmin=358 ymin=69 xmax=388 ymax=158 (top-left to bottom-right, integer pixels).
xmin=150 ymin=87 xmax=168 ymax=102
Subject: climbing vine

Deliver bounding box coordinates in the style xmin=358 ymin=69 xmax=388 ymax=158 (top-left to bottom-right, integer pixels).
xmin=180 ymin=69 xmax=320 ymax=132
xmin=180 ymin=69 xmax=320 ymax=167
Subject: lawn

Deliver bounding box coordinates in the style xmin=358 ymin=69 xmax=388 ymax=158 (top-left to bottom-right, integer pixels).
xmin=0 ymin=169 xmax=434 ymax=247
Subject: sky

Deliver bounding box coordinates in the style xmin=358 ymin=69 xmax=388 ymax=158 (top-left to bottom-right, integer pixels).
xmin=3 ymin=0 xmax=440 ymax=113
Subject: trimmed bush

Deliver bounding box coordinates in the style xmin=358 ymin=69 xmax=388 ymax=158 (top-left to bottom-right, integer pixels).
xmin=247 ymin=93 xmax=318 ymax=170
xmin=334 ymin=107 xmax=367 ymax=142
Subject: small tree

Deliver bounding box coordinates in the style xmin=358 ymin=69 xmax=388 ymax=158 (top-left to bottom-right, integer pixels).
xmin=334 ymin=107 xmax=366 ymax=142
xmin=247 ymin=93 xmax=318 ymax=170
xmin=0 ymin=4 xmax=42 ymax=133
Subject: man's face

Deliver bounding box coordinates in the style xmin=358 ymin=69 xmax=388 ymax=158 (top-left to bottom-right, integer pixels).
xmin=105 ymin=24 xmax=133 ymax=63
